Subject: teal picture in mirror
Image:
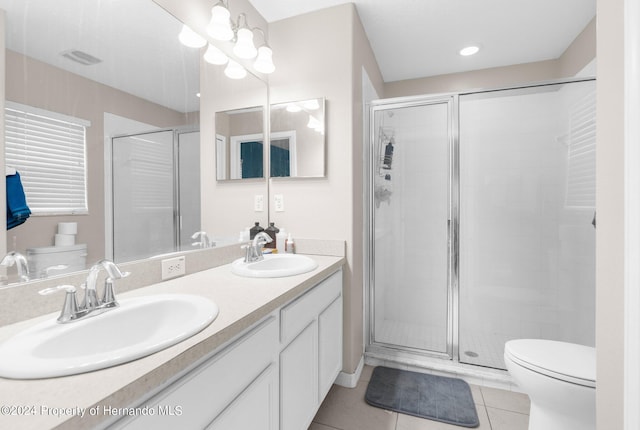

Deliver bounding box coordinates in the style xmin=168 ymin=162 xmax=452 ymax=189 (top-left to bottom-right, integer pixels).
xmin=270 ymin=98 xmax=326 ymax=178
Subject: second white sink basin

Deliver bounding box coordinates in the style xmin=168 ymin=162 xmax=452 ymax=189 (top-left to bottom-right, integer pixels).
xmin=0 ymin=294 xmax=218 ymax=379
xmin=231 ymin=254 xmax=318 ymax=278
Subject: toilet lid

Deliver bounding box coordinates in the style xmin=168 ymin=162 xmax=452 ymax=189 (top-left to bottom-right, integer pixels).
xmin=505 ymin=339 xmax=596 ymax=388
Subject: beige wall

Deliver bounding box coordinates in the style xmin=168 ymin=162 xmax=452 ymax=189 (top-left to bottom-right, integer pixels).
xmin=596 ymin=2 xmax=625 ymax=428
xmin=267 ymin=4 xmax=383 ymax=373
xmin=5 ymin=50 xmax=193 ymax=264
xmin=351 ymin=6 xmax=385 ymax=371
xmin=385 ymin=17 xmax=596 ymax=98
xmin=268 ymin=4 xmax=356 ymax=370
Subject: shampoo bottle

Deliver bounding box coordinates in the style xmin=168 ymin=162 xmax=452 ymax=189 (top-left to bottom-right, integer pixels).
xmin=249 ymin=222 xmax=264 ymax=240
xmin=285 ymin=233 xmax=296 ymax=254
xmin=264 ymin=222 xmax=279 ymax=248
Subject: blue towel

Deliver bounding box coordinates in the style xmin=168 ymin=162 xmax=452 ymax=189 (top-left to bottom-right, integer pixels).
xmin=6 ymin=172 xmax=31 ymax=230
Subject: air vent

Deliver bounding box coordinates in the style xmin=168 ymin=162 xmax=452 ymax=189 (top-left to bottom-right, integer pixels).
xmin=60 ymin=49 xmax=102 ymax=66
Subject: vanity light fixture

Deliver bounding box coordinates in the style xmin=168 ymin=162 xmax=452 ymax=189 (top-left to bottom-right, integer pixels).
xmin=306 ymin=115 xmax=324 ymax=134
xmin=208 ymin=0 xmax=234 ymax=41
xmin=178 ymin=25 xmax=207 ymax=48
xmin=181 ymin=0 xmax=275 ymax=79
xmin=204 ymin=43 xmax=229 ymax=65
xmin=225 ymin=59 xmax=247 ymax=79
xmin=459 ymin=45 xmax=480 ymax=56
xmin=233 ymin=14 xmax=258 ymax=59
xmin=252 ymin=28 xmax=275 ymax=74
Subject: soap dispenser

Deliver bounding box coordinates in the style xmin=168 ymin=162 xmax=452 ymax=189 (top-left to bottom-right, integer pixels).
xmin=249 ymin=222 xmax=264 ymax=240
xmin=264 ymin=222 xmax=279 ymax=249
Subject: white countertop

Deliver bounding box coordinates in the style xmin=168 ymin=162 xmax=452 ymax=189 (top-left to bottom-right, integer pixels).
xmin=0 ymin=254 xmax=344 ymax=430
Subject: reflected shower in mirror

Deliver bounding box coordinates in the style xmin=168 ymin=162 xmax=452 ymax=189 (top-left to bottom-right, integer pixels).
xmin=215 ymin=106 xmax=265 ymax=180
xmin=270 ymin=98 xmax=325 ymax=178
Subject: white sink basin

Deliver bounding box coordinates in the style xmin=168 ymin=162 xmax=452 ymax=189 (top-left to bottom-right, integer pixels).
xmin=0 ymin=294 xmax=218 ymax=379
xmin=231 ymin=254 xmax=318 ymax=278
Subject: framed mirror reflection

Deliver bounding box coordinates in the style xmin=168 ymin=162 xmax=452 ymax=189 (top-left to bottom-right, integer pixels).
xmin=269 ymin=98 xmax=325 ymax=178
xmin=215 ymin=106 xmax=265 ymax=181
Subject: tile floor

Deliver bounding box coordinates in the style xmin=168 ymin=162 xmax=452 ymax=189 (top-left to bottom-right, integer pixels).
xmin=309 ymin=365 xmax=530 ymax=430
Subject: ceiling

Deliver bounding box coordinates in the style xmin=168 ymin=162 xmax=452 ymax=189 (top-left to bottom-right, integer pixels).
xmin=0 ymin=0 xmax=596 ymax=114
xmin=0 ymin=0 xmax=201 ymax=113
xmin=248 ymin=0 xmax=597 ymax=82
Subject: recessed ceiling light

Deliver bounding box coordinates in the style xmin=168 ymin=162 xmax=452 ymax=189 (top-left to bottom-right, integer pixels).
xmin=459 ymin=46 xmax=480 ymax=56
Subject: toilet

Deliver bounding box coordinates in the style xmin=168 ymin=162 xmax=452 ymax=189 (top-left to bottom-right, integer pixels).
xmin=504 ymin=339 xmax=596 ymax=430
xmin=26 ymin=244 xmax=88 ymax=279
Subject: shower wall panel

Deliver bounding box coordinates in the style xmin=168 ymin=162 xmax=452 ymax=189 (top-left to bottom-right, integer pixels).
xmin=458 ymin=81 xmax=596 ymax=369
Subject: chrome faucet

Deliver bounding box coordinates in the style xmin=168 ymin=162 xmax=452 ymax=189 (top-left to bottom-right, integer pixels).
xmin=0 ymin=251 xmax=30 ymax=282
xmin=191 ymin=231 xmax=213 ymax=248
xmin=243 ymin=232 xmax=273 ymax=263
xmin=39 ymin=259 xmax=130 ymax=324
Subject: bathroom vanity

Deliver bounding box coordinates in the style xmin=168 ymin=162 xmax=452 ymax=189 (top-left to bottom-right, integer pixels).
xmin=0 ymin=253 xmax=344 ymax=430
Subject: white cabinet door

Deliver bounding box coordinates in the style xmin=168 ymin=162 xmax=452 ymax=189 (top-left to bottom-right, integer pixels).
xmin=318 ymin=295 xmax=343 ymax=400
xmin=207 ymin=364 xmax=278 ymax=430
xmin=114 ymin=316 xmax=278 ymax=430
xmin=280 ymin=321 xmax=318 ymax=430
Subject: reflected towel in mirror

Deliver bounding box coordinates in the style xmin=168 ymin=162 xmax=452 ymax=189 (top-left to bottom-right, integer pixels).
xmin=6 ymin=171 xmax=31 ymax=229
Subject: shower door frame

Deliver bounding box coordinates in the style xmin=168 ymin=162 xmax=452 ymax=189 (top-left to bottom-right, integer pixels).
xmin=108 ymin=127 xmax=199 ymax=262
xmin=365 ymin=76 xmax=597 ymax=366
xmin=366 ymin=94 xmax=459 ymax=361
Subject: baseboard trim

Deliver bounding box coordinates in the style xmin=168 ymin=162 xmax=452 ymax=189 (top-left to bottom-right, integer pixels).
xmin=334 ymin=355 xmax=365 ymax=388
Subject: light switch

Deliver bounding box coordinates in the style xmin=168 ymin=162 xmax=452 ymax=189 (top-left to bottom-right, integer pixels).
xmin=274 ymin=194 xmax=284 ymax=212
xmin=254 ymin=194 xmax=264 ymax=212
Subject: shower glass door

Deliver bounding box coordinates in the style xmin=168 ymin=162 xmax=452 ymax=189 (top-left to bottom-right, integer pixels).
xmin=458 ymin=80 xmax=596 ymax=369
xmin=112 ymin=130 xmax=175 ymax=262
xmin=370 ymin=98 xmax=454 ymax=356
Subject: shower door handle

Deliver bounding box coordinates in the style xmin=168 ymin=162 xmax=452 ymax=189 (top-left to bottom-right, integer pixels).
xmin=592 ymin=212 xmax=596 ymax=229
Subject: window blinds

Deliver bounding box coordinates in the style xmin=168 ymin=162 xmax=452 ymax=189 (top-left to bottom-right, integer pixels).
xmin=5 ymin=102 xmax=89 ymax=215
xmin=565 ymin=89 xmax=596 ymax=209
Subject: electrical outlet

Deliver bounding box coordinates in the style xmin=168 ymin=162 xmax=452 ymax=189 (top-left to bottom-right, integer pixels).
xmin=161 ymin=256 xmax=186 ymax=280
xmin=254 ymin=194 xmax=264 ymax=212
xmin=274 ymin=194 xmax=284 ymax=212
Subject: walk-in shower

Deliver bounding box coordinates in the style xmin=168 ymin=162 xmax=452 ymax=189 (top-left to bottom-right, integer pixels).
xmin=366 ymin=78 xmax=596 ymax=372
xmin=110 ymin=128 xmax=200 ymax=263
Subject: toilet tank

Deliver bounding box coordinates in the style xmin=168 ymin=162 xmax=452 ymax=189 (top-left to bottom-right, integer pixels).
xmin=26 ymin=244 xmax=88 ymax=279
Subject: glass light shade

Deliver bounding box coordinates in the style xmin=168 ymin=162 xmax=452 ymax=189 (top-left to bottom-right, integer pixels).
xmin=254 ymin=45 xmax=275 ymax=74
xmin=307 ymin=116 xmax=321 ymax=129
xmin=224 ymin=60 xmax=247 ymax=79
xmin=233 ymin=27 xmax=257 ymax=59
xmin=204 ymin=44 xmax=228 ymax=65
xmin=178 ymin=25 xmax=206 ymax=48
xmin=207 ymin=4 xmax=234 ymax=41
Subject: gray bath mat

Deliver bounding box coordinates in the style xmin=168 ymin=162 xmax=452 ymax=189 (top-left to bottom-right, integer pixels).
xmin=365 ymin=366 xmax=479 ymax=428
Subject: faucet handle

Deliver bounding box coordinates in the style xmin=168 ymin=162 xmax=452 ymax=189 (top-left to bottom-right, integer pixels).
xmin=101 ymin=271 xmax=129 ymax=308
xmin=39 ymin=285 xmax=81 ymax=324
xmin=39 ymin=285 xmax=77 ymax=295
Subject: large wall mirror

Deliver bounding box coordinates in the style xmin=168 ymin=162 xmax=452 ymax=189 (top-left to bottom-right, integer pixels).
xmin=0 ymin=0 xmax=268 ymax=288
xmin=270 ymin=98 xmax=325 ymax=178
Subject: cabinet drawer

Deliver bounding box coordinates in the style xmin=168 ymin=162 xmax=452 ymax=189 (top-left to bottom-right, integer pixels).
xmin=280 ymin=270 xmax=342 ymax=345
xmin=118 ymin=315 xmax=278 ymax=430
